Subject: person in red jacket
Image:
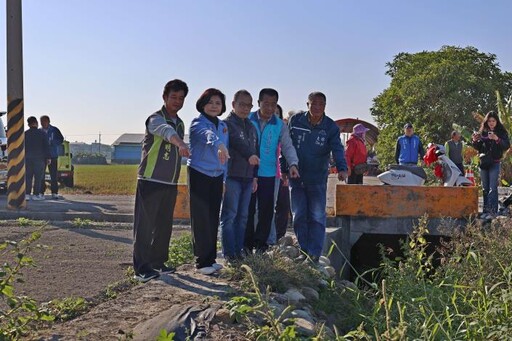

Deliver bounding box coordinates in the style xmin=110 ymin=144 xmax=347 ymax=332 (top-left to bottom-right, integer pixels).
xmin=345 ymin=123 xmax=369 ymax=184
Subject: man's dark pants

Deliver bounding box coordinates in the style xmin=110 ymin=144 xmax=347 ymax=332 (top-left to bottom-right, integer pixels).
xmin=133 ymin=179 xmax=177 ymax=275
xmin=46 ymin=158 xmax=59 ymax=194
xmin=245 ymin=176 xmax=276 ymax=252
xmin=26 ymin=158 xmax=46 ymax=195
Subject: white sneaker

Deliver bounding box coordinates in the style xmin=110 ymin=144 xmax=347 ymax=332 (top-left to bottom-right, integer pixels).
xmin=51 ymin=193 xmax=61 ymax=199
xmin=26 ymin=194 xmax=32 ymax=201
xmin=211 ymin=263 xmax=224 ymax=271
xmin=32 ymin=194 xmax=45 ymax=201
xmin=196 ymin=266 xmax=217 ymax=275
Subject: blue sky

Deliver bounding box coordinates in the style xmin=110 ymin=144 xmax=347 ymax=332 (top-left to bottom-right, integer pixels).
xmin=1 ymin=0 xmax=512 ymax=144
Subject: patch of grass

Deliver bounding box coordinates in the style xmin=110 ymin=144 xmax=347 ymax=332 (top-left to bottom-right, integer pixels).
xmin=225 ymin=250 xmax=320 ymax=293
xmin=167 ymin=233 xmax=194 ymax=268
xmin=44 ymin=297 xmax=89 ymax=322
xmin=353 ymin=216 xmax=512 ymax=339
xmin=16 ymin=217 xmax=47 ymax=227
xmin=71 ymin=218 xmax=93 ymax=228
xmin=60 ymin=164 xmax=187 ymax=195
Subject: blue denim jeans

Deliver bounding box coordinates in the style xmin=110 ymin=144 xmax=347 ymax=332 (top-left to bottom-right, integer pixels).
xmin=220 ymin=177 xmax=253 ymax=258
xmin=290 ymin=180 xmax=327 ymax=258
xmin=480 ymin=162 xmax=500 ymax=214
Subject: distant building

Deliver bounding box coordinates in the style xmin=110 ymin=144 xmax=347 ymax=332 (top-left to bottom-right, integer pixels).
xmin=111 ymin=133 xmax=145 ymax=164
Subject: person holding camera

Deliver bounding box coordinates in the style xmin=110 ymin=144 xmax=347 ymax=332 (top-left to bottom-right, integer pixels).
xmin=471 ymin=111 xmax=510 ymax=219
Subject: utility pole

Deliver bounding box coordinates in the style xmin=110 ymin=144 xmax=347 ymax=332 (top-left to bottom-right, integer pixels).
xmin=6 ymin=0 xmax=26 ymax=209
xmin=98 ymin=132 xmax=101 ymax=154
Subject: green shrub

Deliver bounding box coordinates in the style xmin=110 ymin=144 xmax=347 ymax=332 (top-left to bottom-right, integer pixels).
xmin=356 ymin=216 xmax=512 ymax=339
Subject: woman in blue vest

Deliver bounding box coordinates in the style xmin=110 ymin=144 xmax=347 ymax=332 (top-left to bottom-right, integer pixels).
xmin=188 ymin=88 xmax=229 ymax=275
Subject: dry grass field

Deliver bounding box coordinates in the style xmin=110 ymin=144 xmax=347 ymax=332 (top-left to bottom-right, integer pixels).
xmin=60 ymin=164 xmax=187 ymax=195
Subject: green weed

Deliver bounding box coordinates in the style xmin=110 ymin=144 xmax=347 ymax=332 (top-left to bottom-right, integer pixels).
xmin=156 ymin=329 xmax=175 ymax=340
xmin=71 ymin=218 xmax=94 ymax=228
xmin=16 ymin=217 xmax=47 ymax=227
xmin=167 ymin=234 xmax=194 ymax=268
xmin=44 ymin=297 xmax=89 ymax=322
xmin=0 ymin=230 xmax=54 ymax=339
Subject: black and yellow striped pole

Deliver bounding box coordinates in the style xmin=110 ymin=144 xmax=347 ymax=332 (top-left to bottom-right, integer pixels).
xmin=6 ymin=0 xmax=26 ymax=209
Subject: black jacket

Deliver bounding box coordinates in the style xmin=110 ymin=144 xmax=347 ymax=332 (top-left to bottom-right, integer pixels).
xmin=224 ymin=112 xmax=259 ymax=179
xmin=25 ymin=127 xmax=50 ymax=160
xmin=471 ymin=129 xmax=510 ymax=161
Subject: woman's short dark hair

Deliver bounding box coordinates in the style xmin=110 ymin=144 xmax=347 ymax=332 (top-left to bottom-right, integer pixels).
xmin=163 ymin=79 xmax=189 ymax=98
xmin=196 ymin=88 xmax=227 ymax=115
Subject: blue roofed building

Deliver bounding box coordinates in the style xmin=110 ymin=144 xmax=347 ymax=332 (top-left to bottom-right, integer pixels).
xmin=111 ymin=133 xmax=144 ymax=164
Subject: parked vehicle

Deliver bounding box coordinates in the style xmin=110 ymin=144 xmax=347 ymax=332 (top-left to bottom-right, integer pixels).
xmin=44 ymin=140 xmax=74 ymax=187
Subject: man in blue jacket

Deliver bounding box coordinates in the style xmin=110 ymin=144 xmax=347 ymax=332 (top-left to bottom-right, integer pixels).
xmin=288 ymin=92 xmax=348 ymax=263
xmin=395 ymin=123 xmax=425 ymax=165
xmin=245 ymin=88 xmax=299 ymax=253
xmin=40 ymin=115 xmax=64 ymax=199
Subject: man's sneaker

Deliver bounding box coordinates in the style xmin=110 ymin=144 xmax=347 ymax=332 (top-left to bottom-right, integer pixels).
xmin=211 ymin=263 xmax=223 ymax=271
xmin=51 ymin=193 xmax=61 ymax=199
xmin=25 ymin=194 xmax=32 ymax=201
xmin=153 ymin=265 xmax=176 ymax=274
xmin=196 ymin=266 xmax=217 ymax=275
xmin=134 ymin=270 xmax=160 ymax=283
xmin=32 ymin=194 xmax=45 ymax=201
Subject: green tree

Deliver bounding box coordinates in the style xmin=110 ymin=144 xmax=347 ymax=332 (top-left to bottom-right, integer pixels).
xmin=372 ymin=46 xmax=512 ymax=166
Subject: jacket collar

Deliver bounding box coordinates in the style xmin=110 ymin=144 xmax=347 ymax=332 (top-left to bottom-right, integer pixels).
xmin=251 ymin=110 xmax=277 ymax=125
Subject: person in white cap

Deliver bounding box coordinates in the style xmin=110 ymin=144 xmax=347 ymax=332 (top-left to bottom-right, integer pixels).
xmin=345 ymin=123 xmax=369 ymax=184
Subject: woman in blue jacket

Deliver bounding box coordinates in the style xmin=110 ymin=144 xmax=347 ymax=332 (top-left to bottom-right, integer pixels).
xmin=188 ymin=88 xmax=229 ymax=275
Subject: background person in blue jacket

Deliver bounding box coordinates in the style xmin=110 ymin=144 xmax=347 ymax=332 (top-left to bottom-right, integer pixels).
xmin=288 ymin=92 xmax=348 ymax=263
xmin=245 ymin=88 xmax=299 ymax=254
xmin=40 ymin=115 xmax=64 ymax=199
xmin=395 ymin=123 xmax=425 ymax=165
xmin=188 ymin=88 xmax=229 ymax=275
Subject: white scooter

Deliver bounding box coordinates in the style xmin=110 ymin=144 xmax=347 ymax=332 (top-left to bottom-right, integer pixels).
xmin=377 ymin=143 xmax=472 ymax=187
xmin=377 ymin=164 xmax=427 ymax=186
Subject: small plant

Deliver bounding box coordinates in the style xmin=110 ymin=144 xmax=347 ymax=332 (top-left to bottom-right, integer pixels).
xmin=71 ymin=217 xmax=94 ymax=228
xmin=167 ymin=234 xmax=194 ymax=268
xmin=0 ymin=230 xmax=54 ymax=339
xmin=156 ymin=329 xmax=175 ymax=340
xmin=44 ymin=297 xmax=89 ymax=321
xmin=16 ymin=217 xmax=47 ymax=227
xmin=226 ymin=265 xmax=296 ymax=340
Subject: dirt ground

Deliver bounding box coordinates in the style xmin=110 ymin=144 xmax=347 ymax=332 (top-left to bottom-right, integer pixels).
xmin=0 ymin=221 xmax=246 ymax=340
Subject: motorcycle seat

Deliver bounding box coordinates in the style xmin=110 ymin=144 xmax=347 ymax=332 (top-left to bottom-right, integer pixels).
xmin=389 ymin=164 xmax=427 ymax=179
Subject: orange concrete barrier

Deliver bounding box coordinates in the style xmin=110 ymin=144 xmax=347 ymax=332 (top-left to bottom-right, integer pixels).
xmin=336 ymin=185 xmax=478 ymax=218
xmin=175 ymin=184 xmax=190 ymax=219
